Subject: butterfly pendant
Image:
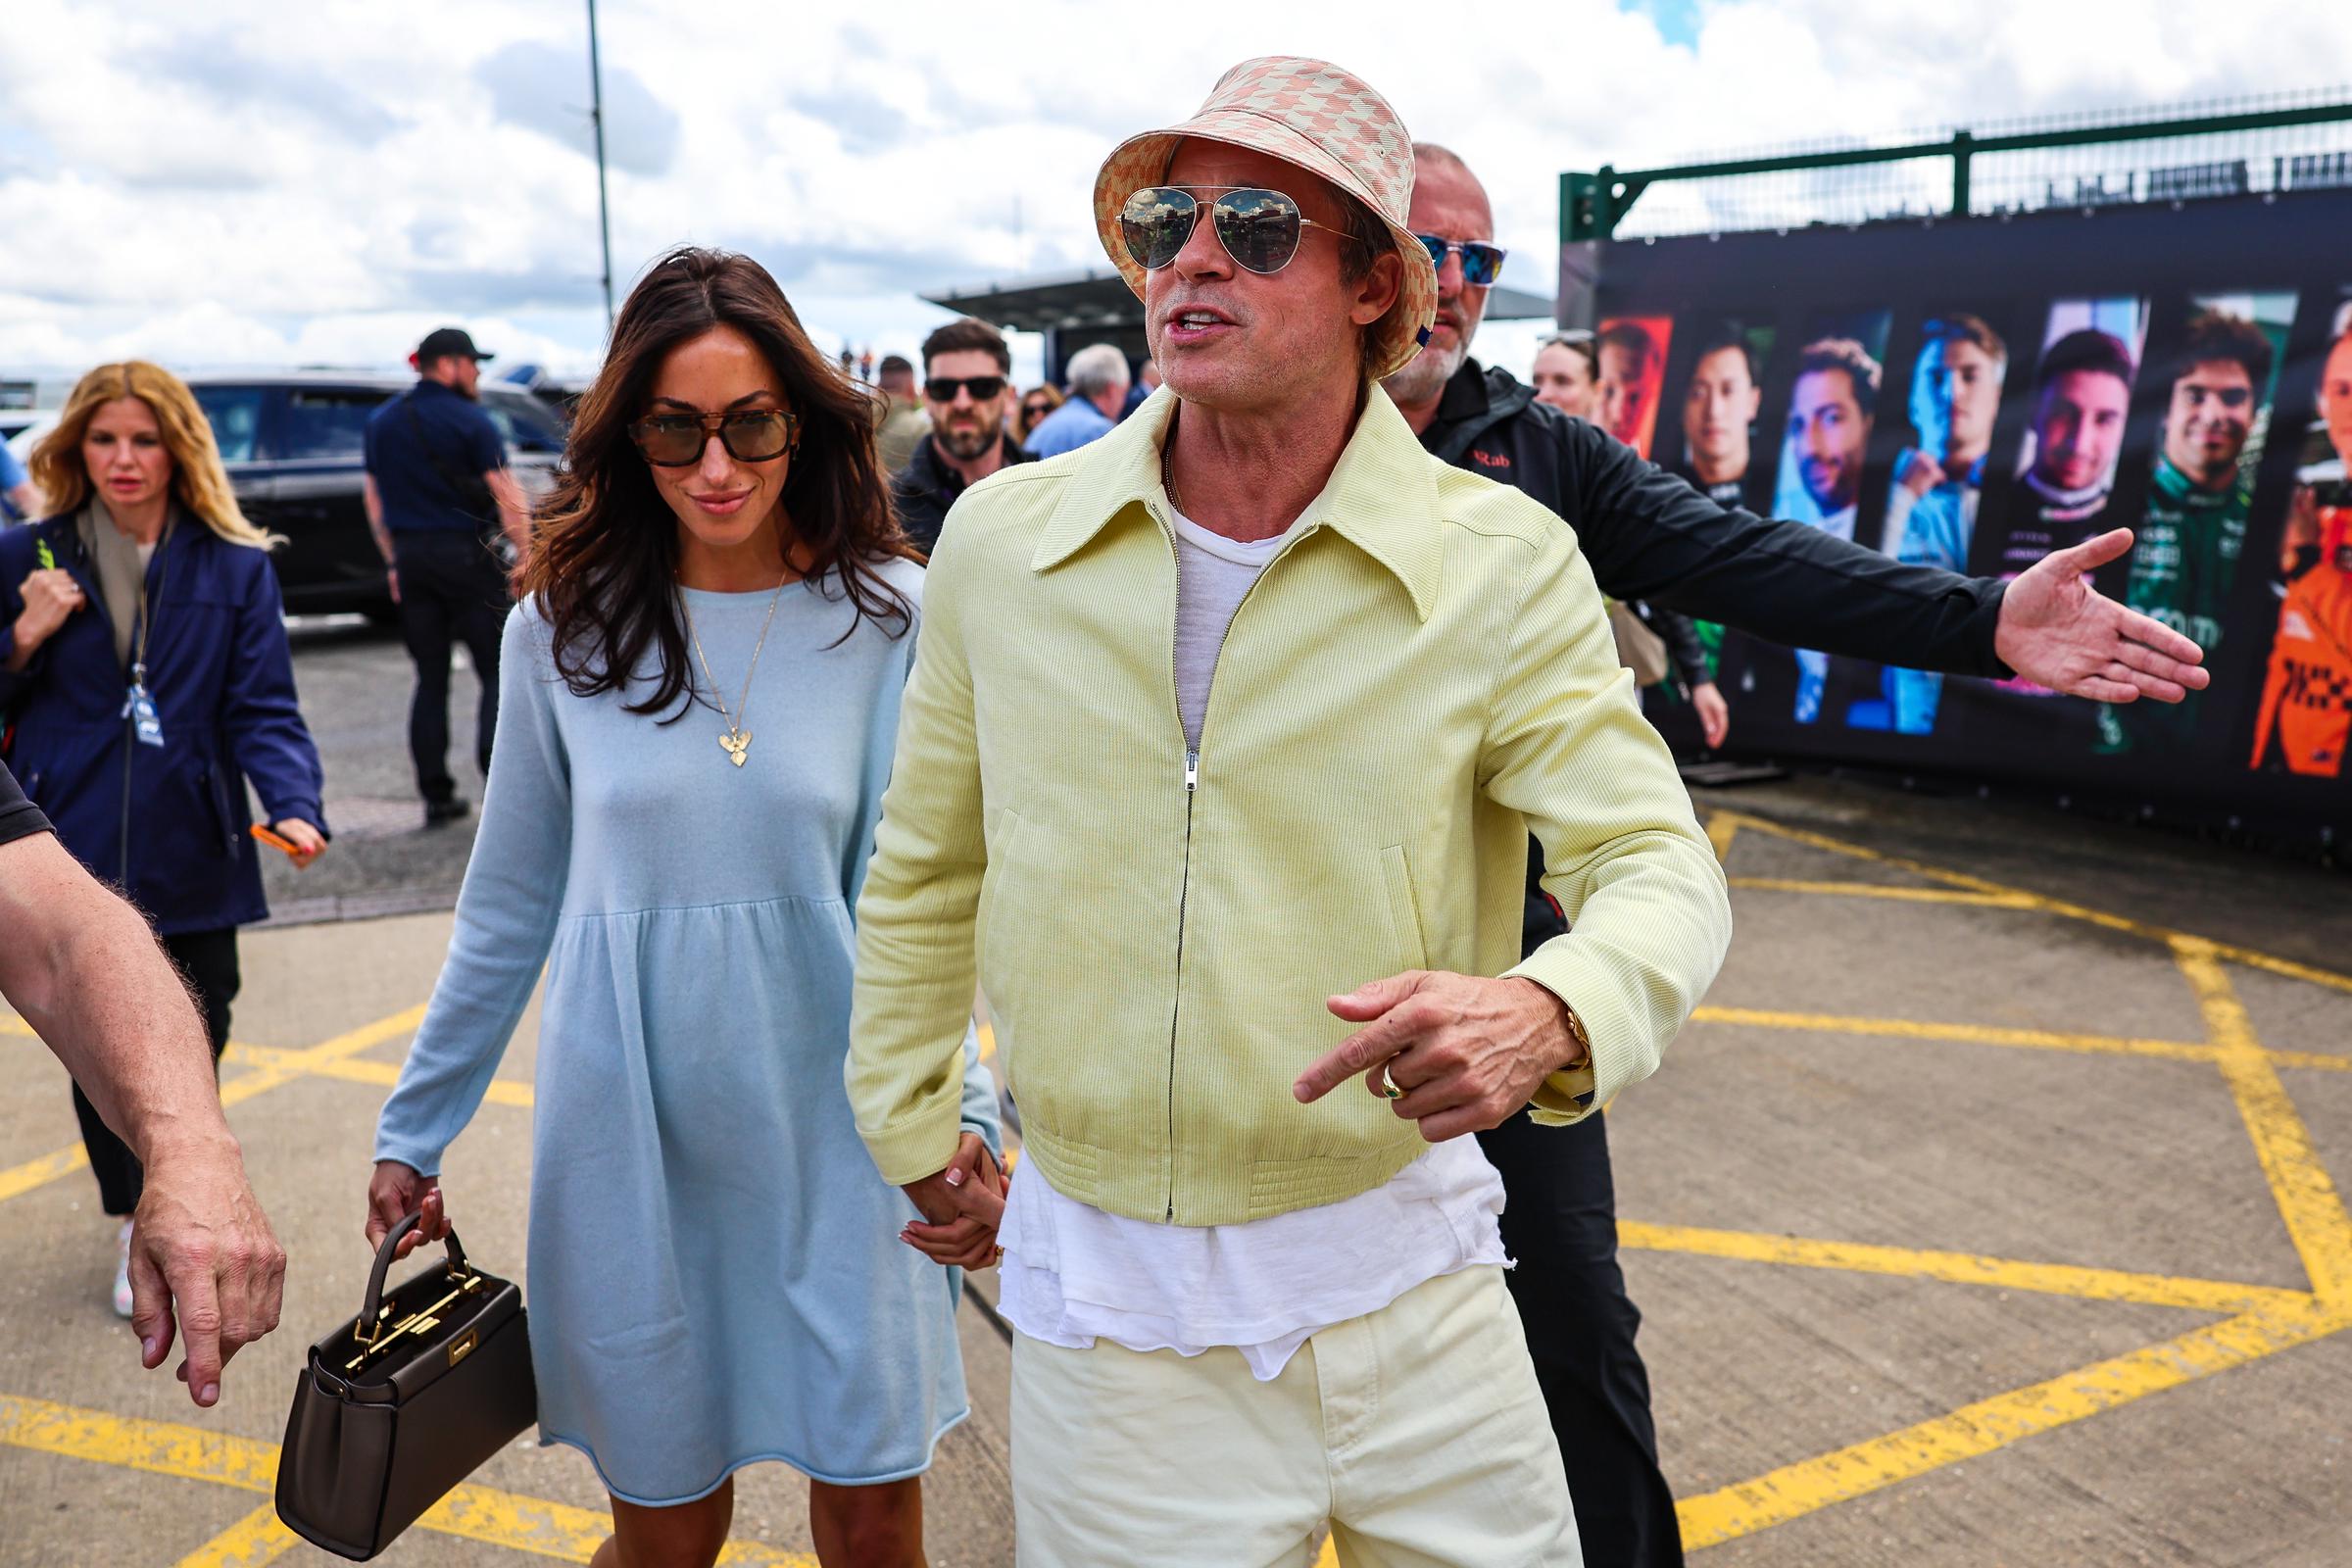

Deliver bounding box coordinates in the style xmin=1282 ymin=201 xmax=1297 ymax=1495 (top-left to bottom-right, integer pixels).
xmin=719 ymin=728 xmax=752 ymax=767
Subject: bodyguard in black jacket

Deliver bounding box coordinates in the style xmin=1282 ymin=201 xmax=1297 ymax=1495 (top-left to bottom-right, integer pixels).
xmin=1395 ymin=144 xmax=2210 ymax=1568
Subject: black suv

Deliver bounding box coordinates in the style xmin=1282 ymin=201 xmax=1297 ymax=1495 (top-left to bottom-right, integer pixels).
xmin=186 ymin=372 xmax=566 ymax=619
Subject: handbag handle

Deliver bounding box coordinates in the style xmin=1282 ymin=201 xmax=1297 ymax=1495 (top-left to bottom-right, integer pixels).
xmin=356 ymin=1210 xmax=472 ymax=1347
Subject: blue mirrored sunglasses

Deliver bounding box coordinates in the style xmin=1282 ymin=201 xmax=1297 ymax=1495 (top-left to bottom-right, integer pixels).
xmin=1415 ymin=234 xmax=1506 ymax=287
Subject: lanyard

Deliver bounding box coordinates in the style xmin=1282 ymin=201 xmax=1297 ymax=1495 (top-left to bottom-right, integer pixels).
xmin=127 ymin=516 xmax=175 ymax=689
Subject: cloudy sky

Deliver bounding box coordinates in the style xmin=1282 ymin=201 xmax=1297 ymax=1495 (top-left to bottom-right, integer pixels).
xmin=4 ymin=0 xmax=2350 ymax=389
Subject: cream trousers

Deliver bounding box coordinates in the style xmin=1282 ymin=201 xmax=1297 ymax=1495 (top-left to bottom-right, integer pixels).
xmin=1009 ymin=1262 xmax=1581 ymax=1567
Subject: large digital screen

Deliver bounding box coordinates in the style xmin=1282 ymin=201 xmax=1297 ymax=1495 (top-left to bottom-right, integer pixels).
xmin=1584 ymin=188 xmax=2352 ymax=834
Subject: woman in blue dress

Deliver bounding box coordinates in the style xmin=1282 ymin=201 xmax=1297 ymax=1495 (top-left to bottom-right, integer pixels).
xmin=367 ymin=248 xmax=1003 ymax=1568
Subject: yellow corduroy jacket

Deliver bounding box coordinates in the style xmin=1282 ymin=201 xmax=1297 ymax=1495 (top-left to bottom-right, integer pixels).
xmin=848 ymin=385 xmax=1732 ymax=1226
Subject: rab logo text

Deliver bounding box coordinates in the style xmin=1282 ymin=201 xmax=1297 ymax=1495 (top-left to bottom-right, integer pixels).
xmin=1471 ymin=449 xmax=1512 ymax=469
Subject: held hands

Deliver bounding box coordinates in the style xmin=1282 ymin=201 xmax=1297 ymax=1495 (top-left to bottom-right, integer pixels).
xmin=1295 ymin=972 xmax=1589 ymax=1144
xmin=1995 ymin=528 xmax=2211 ymax=704
xmin=899 ymin=1131 xmax=1007 ymax=1270
xmin=128 ymin=1135 xmax=286 ymax=1408
xmin=366 ymin=1159 xmax=450 ymax=1262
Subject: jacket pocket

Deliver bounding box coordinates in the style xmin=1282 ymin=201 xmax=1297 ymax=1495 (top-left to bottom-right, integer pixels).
xmin=1377 ymin=843 xmax=1428 ymax=972
xmin=194 ymin=764 xmax=237 ymax=858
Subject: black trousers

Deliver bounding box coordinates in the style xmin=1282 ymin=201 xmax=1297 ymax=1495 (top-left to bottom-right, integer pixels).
xmin=393 ymin=530 xmax=509 ymax=804
xmin=74 ymin=927 xmax=239 ymax=1217
xmin=1479 ymin=1107 xmax=1685 ymax=1568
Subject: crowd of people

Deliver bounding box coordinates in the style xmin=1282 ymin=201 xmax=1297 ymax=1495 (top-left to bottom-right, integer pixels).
xmin=1 ymin=52 xmax=2224 ymax=1568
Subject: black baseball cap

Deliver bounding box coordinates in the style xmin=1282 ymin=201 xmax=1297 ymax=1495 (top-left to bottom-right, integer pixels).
xmin=416 ymin=326 xmax=494 ymax=364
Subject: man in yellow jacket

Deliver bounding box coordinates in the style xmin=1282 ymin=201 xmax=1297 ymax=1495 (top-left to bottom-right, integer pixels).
xmin=849 ymin=56 xmax=1732 ymax=1567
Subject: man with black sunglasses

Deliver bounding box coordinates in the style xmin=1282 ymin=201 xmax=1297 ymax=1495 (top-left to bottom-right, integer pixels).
xmin=889 ymin=316 xmax=1032 ymax=553
xmin=1380 ymin=140 xmax=2216 ymax=1568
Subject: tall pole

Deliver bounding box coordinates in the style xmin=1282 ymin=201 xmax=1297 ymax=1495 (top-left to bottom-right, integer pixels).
xmin=586 ymin=0 xmax=615 ymax=334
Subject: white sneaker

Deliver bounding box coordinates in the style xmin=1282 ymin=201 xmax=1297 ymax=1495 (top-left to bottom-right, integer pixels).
xmin=112 ymin=1220 xmax=134 ymax=1318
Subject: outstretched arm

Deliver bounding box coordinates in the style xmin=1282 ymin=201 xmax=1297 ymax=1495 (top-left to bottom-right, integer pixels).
xmin=0 ymin=830 xmax=283 ymax=1406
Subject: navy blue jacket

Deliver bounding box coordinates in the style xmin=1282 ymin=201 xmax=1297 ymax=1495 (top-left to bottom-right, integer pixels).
xmin=0 ymin=512 xmax=326 ymax=933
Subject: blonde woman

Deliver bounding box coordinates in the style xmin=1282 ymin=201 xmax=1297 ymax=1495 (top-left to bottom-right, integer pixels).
xmin=1 ymin=361 xmax=327 ymax=1316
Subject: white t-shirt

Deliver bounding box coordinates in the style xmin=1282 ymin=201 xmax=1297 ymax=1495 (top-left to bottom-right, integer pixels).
xmin=993 ymin=499 xmax=1511 ymax=1381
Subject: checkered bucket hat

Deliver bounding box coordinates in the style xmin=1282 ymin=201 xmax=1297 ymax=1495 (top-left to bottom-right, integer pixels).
xmin=1092 ymin=56 xmax=1438 ymax=382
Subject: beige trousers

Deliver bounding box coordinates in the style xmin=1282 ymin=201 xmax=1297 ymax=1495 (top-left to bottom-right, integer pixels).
xmin=1009 ymin=1263 xmax=1581 ymax=1567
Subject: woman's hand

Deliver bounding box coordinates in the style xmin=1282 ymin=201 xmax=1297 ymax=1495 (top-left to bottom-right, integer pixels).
xmin=365 ymin=1161 xmax=448 ymax=1262
xmin=10 ymin=568 xmax=85 ymax=662
xmin=1690 ymin=681 xmax=1731 ymax=750
xmin=272 ymin=819 xmax=326 ymax=868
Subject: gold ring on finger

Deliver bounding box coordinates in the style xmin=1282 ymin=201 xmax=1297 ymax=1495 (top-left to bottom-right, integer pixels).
xmin=1381 ymin=1063 xmax=1403 ymax=1101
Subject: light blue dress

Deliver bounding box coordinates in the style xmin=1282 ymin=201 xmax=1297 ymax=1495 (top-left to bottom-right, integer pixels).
xmin=374 ymin=559 xmax=999 ymax=1505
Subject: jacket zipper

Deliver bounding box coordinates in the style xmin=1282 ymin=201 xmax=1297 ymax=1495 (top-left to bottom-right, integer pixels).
xmin=1154 ymin=505 xmax=1311 ymax=1223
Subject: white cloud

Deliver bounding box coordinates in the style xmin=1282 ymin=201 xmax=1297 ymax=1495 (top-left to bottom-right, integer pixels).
xmin=2 ymin=0 xmax=2348 ymax=385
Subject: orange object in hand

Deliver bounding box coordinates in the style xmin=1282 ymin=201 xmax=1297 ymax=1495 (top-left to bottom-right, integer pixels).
xmin=250 ymin=823 xmax=306 ymax=858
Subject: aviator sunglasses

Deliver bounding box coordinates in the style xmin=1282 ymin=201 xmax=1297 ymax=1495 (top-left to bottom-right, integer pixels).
xmin=1119 ymin=185 xmax=1366 ymax=275
xmin=1414 ymin=234 xmax=1506 ymax=287
xmin=627 ymin=408 xmax=799 ymax=466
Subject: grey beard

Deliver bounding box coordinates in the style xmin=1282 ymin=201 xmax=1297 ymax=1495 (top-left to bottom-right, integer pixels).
xmin=1383 ymin=336 xmax=1465 ymax=409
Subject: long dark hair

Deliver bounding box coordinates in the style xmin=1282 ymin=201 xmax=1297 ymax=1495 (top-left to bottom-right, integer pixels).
xmin=524 ymin=246 xmax=916 ymax=718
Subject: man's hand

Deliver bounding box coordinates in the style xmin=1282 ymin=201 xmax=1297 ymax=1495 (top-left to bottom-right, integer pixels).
xmin=1690 ymin=680 xmax=1731 ymax=750
xmin=385 ymin=566 xmax=401 ymax=606
xmin=1994 ymin=528 xmax=2210 ymax=704
xmin=127 ymin=1136 xmax=285 ymax=1408
xmin=1297 ymin=972 xmax=1588 ymax=1143
xmin=899 ymin=1131 xmax=1006 ymax=1269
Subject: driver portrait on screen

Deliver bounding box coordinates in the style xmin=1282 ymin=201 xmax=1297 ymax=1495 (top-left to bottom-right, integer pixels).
xmin=2022 ymin=328 xmax=2135 ymax=529
xmin=1597 ymin=319 xmax=1662 ymax=452
xmin=1788 ymin=337 xmax=1879 ymax=540
xmin=2100 ymin=308 xmax=2276 ymax=755
xmin=2252 ymin=321 xmax=2352 ymax=779
xmin=1674 ymin=329 xmax=1764 ymax=508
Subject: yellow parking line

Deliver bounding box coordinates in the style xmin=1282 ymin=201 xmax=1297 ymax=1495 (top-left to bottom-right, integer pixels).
xmin=1690 ymin=1004 xmax=2214 ymax=1065
xmin=1676 ymin=1297 xmax=2352 ymax=1547
xmin=2266 ymin=1048 xmax=2352 ymax=1074
xmin=174 ymin=1502 xmax=300 ymax=1567
xmin=1718 ymin=809 xmax=2352 ymax=996
xmin=0 ymin=1392 xmax=816 ymax=1565
xmin=0 ymin=1004 xmax=428 ymax=1207
xmin=1620 ymin=1221 xmax=2310 ymax=1315
xmin=2177 ymin=940 xmax=2352 ymax=1305
xmin=222 ymin=1042 xmax=535 ymax=1107
xmin=1703 ymin=811 xmax=1740 ymax=863
xmin=1727 ymin=877 xmax=2034 ymax=907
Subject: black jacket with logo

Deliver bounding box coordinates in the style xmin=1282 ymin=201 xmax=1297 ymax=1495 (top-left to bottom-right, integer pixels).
xmin=1417 ymin=361 xmax=2010 ymax=954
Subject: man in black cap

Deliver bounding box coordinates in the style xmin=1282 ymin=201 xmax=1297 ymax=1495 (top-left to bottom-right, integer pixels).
xmin=363 ymin=326 xmax=531 ymax=825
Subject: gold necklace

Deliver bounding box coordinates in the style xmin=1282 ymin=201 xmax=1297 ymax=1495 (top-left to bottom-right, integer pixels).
xmin=679 ymin=574 xmax=789 ymax=767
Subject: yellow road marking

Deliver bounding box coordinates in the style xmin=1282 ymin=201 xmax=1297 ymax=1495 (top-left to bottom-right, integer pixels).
xmin=1703 ymin=811 xmax=1740 ymax=863
xmin=1675 ymin=1296 xmax=2352 ymax=1547
xmin=2176 ymin=940 xmax=2352 ymax=1305
xmin=174 ymin=1501 xmax=300 ymax=1567
xmin=1690 ymin=1004 xmax=2215 ymax=1065
xmin=0 ymin=1392 xmax=816 ymax=1565
xmin=2266 ymin=1048 xmax=2352 ymax=1074
xmin=1313 ymin=1536 xmax=1341 ymax=1567
xmin=222 ymin=1042 xmax=535 ymax=1107
xmin=0 ymin=1005 xmax=428 ymax=1206
xmin=1727 ymin=876 xmax=2034 ymax=907
xmin=1716 ymin=809 xmax=2352 ymax=996
xmin=1620 ymin=1221 xmax=2309 ymax=1315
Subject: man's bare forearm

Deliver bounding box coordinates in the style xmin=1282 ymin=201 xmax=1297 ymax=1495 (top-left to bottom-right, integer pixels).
xmin=0 ymin=837 xmax=231 ymax=1162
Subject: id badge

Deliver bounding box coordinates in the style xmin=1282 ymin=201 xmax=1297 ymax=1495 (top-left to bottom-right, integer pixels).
xmin=123 ymin=683 xmax=166 ymax=748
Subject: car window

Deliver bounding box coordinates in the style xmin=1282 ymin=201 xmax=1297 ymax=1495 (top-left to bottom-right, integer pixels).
xmin=278 ymin=387 xmax=391 ymax=462
xmin=192 ymin=386 xmax=270 ymax=465
xmin=481 ymin=391 xmax=565 ymax=454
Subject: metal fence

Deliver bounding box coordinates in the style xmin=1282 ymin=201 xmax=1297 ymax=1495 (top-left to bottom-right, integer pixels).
xmin=1566 ymin=88 xmax=2352 ymax=243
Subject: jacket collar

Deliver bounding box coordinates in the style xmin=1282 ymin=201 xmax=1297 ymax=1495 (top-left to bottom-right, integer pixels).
xmin=908 ymin=429 xmax=1030 ymax=497
xmin=1031 ymin=382 xmax=1444 ymax=622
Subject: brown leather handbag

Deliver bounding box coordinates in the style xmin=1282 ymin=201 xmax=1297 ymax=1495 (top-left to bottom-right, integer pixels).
xmin=273 ymin=1211 xmax=536 ymax=1559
